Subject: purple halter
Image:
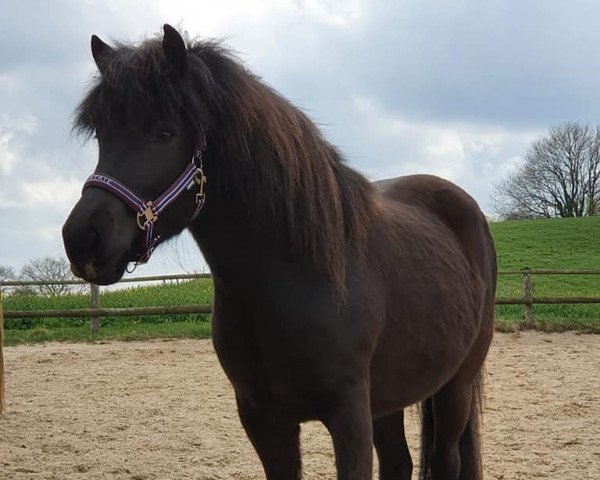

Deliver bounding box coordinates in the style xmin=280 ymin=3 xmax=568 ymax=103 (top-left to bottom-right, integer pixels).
xmin=83 ymin=135 xmax=207 ymax=268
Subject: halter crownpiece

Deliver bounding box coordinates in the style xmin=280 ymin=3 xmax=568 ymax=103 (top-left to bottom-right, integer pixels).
xmin=83 ymin=133 xmax=207 ymax=268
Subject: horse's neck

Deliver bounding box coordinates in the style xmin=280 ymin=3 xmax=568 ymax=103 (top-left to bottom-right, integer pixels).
xmin=188 ymin=207 xmax=286 ymax=288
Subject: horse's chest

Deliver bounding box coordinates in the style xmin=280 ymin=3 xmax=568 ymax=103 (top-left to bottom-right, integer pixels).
xmin=211 ymin=307 xmax=305 ymax=411
xmin=211 ymin=311 xmax=261 ymax=401
xmin=211 ymin=303 xmax=350 ymax=418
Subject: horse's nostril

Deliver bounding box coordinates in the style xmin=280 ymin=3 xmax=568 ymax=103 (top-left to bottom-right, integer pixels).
xmin=63 ymin=221 xmax=103 ymax=266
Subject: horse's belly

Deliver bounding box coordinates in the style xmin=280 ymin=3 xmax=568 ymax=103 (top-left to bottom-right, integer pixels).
xmin=369 ymin=348 xmax=462 ymax=415
xmin=369 ymin=304 xmax=481 ymax=415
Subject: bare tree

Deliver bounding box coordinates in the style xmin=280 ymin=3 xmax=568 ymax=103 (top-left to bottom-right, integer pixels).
xmin=493 ymin=123 xmax=600 ymax=219
xmin=19 ymin=256 xmax=81 ymax=297
xmin=0 ymin=265 xmax=15 ymax=283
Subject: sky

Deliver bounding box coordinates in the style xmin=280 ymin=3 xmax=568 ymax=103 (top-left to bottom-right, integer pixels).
xmin=2 ymin=0 xmax=600 ymax=277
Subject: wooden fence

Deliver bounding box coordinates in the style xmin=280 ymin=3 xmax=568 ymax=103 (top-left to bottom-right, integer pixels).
xmin=0 ymin=273 xmax=212 ymax=333
xmin=496 ymin=268 xmax=600 ymax=329
xmin=1 ymin=269 xmax=600 ymax=333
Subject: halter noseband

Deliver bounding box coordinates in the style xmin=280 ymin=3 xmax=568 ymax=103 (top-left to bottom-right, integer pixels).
xmin=82 ymin=133 xmax=207 ymax=269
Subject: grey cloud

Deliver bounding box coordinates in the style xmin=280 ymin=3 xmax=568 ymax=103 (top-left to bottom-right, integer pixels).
xmin=1 ymin=0 xmax=597 ymax=272
xmin=253 ymin=1 xmax=600 ymax=129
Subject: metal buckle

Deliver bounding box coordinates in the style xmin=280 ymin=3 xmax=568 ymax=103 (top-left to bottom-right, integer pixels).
xmin=194 ymin=169 xmax=207 ymax=201
xmin=136 ymin=202 xmax=157 ymax=230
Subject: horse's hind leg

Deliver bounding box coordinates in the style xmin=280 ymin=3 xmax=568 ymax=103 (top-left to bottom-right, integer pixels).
xmin=236 ymin=396 xmax=301 ymax=480
xmin=429 ymin=379 xmax=475 ymax=480
xmin=373 ymin=410 xmax=412 ymax=480
xmin=427 ymin=332 xmax=489 ymax=480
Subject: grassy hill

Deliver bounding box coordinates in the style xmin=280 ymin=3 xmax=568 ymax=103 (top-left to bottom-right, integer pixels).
xmin=490 ymin=216 xmax=600 ymax=331
xmin=491 ymin=216 xmax=600 ymax=270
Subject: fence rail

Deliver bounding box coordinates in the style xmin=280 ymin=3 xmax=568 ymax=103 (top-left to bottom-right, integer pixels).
xmin=0 ymin=272 xmax=213 ymax=287
xmin=0 ymin=273 xmax=213 ymax=333
xmin=2 ymin=305 xmax=212 ymax=319
xmin=497 ymin=269 xmax=600 ymax=275
xmin=1 ymin=269 xmax=600 ymax=332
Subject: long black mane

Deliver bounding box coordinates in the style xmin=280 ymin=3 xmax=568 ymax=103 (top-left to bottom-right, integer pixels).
xmin=74 ymin=35 xmax=376 ymax=290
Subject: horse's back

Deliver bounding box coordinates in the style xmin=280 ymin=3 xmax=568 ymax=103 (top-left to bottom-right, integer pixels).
xmin=374 ymin=174 xmax=496 ymax=287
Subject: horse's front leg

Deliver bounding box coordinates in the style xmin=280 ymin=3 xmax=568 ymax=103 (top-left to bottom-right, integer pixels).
xmin=321 ymin=384 xmax=373 ymax=480
xmin=236 ymin=396 xmax=302 ymax=480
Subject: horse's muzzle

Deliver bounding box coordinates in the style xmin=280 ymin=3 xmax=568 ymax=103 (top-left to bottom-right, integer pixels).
xmin=62 ymin=190 xmax=137 ymax=285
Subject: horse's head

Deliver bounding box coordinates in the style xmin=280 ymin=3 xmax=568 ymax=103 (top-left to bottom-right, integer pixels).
xmin=63 ymin=25 xmax=209 ymax=284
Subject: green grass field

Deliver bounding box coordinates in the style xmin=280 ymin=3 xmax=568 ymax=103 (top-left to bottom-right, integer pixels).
xmin=3 ymin=279 xmax=214 ymax=345
xmin=491 ymin=216 xmax=600 ymax=332
xmin=3 ymin=216 xmax=600 ymax=344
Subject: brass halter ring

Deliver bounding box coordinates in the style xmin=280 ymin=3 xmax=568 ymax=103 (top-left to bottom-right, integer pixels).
xmin=194 ymin=169 xmax=207 ymax=202
xmin=136 ymin=201 xmax=158 ymax=230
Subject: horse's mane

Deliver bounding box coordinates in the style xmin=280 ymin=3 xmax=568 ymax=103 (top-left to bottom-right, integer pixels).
xmin=74 ymin=34 xmax=376 ymax=291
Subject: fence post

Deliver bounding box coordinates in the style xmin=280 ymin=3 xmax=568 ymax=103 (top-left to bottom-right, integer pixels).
xmin=0 ymin=287 xmax=5 ymax=414
xmin=522 ymin=268 xmax=533 ymax=330
xmin=90 ymin=284 xmax=100 ymax=333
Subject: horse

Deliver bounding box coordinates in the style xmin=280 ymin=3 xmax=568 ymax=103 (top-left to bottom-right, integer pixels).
xmin=62 ymin=25 xmax=497 ymax=480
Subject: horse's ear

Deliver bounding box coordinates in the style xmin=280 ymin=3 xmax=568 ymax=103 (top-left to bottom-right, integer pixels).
xmin=91 ymin=35 xmax=114 ymax=75
xmin=162 ymin=24 xmax=188 ymax=76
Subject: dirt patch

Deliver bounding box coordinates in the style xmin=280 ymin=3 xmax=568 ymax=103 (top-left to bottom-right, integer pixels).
xmin=1 ymin=332 xmax=598 ymax=479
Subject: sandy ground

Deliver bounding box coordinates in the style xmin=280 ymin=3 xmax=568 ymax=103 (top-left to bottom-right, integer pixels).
xmin=0 ymin=332 xmax=598 ymax=480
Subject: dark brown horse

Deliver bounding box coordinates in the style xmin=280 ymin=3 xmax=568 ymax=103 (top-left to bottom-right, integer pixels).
xmin=62 ymin=25 xmax=497 ymax=480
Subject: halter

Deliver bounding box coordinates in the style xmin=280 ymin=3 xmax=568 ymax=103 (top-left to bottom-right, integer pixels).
xmin=82 ymin=134 xmax=207 ymax=269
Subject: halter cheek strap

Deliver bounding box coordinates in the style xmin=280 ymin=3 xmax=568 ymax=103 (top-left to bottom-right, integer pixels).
xmin=82 ymin=139 xmax=207 ymax=268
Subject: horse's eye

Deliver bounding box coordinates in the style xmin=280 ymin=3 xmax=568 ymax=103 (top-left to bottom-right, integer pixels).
xmin=156 ymin=130 xmax=174 ymax=143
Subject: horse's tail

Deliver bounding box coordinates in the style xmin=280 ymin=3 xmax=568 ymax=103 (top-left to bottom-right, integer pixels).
xmin=457 ymin=370 xmax=484 ymax=479
xmin=418 ymin=370 xmax=484 ymax=480
xmin=418 ymin=397 xmax=434 ymax=480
